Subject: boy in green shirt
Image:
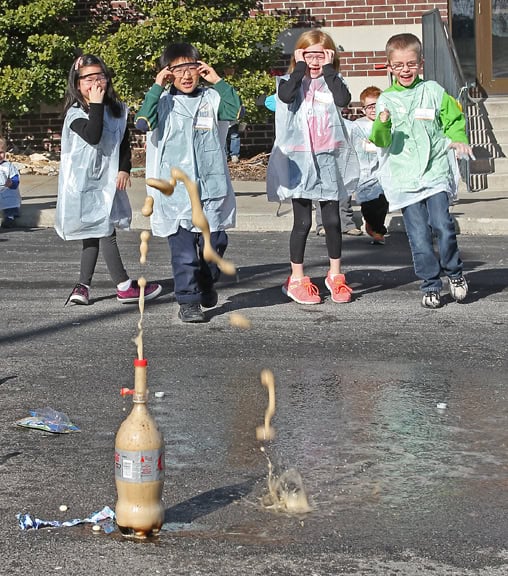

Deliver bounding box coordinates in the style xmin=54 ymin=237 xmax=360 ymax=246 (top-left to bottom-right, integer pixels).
xmin=370 ymin=33 xmax=473 ymax=309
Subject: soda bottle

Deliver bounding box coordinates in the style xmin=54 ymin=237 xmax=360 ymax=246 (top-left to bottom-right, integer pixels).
xmin=115 ymin=358 xmax=165 ymax=538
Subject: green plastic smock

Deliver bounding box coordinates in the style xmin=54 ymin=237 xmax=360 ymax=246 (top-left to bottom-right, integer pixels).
xmin=370 ymin=78 xmax=466 ymax=211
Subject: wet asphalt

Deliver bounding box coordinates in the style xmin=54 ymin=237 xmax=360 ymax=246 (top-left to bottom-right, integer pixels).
xmin=1 ymin=227 xmax=507 ymax=575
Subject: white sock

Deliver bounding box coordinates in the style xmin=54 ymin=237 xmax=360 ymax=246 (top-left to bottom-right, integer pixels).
xmin=117 ymin=279 xmax=132 ymax=291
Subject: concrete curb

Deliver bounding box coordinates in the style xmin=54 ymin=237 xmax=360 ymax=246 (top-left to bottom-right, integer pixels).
xmin=7 ymin=176 xmax=508 ymax=235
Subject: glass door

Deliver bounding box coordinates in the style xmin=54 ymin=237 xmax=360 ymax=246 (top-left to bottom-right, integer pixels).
xmin=476 ymin=0 xmax=508 ymax=93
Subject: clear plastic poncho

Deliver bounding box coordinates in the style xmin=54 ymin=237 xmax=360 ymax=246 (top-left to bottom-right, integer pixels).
xmin=267 ymin=74 xmax=359 ymax=203
xmin=376 ymin=81 xmax=459 ymax=211
xmin=145 ymin=88 xmax=236 ymax=237
xmin=0 ymin=160 xmax=21 ymax=210
xmin=55 ymin=104 xmax=131 ymax=240
xmin=349 ymin=117 xmax=385 ymax=204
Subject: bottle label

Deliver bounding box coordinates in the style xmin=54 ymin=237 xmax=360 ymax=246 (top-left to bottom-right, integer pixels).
xmin=115 ymin=448 xmax=165 ymax=483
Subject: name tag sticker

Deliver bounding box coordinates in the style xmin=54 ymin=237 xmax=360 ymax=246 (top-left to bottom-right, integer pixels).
xmin=314 ymin=91 xmax=333 ymax=104
xmin=414 ymin=107 xmax=435 ymax=120
xmin=195 ymin=116 xmax=213 ymax=130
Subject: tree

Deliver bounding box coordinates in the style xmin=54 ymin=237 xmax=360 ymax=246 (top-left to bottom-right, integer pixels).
xmin=0 ymin=0 xmax=76 ymax=118
xmin=83 ymin=1 xmax=292 ymax=122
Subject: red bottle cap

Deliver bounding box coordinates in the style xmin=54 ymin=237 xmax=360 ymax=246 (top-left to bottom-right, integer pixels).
xmin=134 ymin=358 xmax=148 ymax=367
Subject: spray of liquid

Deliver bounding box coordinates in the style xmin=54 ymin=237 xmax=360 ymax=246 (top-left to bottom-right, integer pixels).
xmin=256 ymin=370 xmax=312 ymax=515
xmin=260 ymin=447 xmax=312 ymax=515
xmin=146 ymin=169 xmax=236 ymax=276
xmin=134 ymin=277 xmax=146 ymax=360
xmin=134 ymin=231 xmax=150 ymax=360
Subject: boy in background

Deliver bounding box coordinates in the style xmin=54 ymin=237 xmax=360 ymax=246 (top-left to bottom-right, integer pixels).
xmin=350 ymin=86 xmax=388 ymax=245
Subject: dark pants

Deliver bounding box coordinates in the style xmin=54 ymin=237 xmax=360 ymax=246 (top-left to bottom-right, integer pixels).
xmin=79 ymin=231 xmax=129 ymax=287
xmin=290 ymin=198 xmax=342 ymax=263
xmin=360 ymin=195 xmax=389 ymax=235
xmin=168 ymin=226 xmax=228 ymax=304
xmin=3 ymin=207 xmax=20 ymax=220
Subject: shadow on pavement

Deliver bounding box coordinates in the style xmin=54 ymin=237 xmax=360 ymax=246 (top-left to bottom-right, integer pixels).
xmin=164 ymin=478 xmax=258 ymax=524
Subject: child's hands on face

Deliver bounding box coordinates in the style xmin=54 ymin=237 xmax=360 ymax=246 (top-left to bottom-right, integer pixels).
xmin=294 ymin=49 xmax=306 ymax=63
xmin=88 ymin=82 xmax=105 ymax=104
xmin=197 ymin=61 xmax=220 ymax=84
xmin=156 ymin=67 xmax=174 ymax=87
xmin=379 ymin=109 xmax=390 ymax=123
xmin=323 ymin=49 xmax=335 ymax=65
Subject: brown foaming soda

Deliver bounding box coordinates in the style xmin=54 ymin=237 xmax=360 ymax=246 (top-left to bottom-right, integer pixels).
xmin=115 ymin=358 xmax=165 ymax=538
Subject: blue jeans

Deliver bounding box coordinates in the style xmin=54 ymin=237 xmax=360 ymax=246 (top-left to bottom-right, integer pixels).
xmin=401 ymin=192 xmax=463 ymax=293
xmin=168 ymin=227 xmax=228 ymax=304
xmin=228 ymin=124 xmax=240 ymax=157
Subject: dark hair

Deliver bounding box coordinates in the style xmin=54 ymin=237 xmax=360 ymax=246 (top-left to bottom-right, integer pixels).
xmin=63 ymin=53 xmax=124 ymax=117
xmin=159 ymin=43 xmax=200 ymax=69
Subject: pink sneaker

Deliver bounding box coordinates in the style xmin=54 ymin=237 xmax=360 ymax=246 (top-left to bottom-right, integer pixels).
xmin=282 ymin=276 xmax=321 ymax=304
xmin=325 ymin=273 xmax=353 ymax=303
xmin=117 ymin=280 xmax=162 ymax=304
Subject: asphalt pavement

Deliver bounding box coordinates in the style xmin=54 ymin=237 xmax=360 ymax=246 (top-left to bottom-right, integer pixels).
xmin=10 ymin=173 xmax=508 ymax=235
xmin=1 ymin=227 xmax=507 ymax=575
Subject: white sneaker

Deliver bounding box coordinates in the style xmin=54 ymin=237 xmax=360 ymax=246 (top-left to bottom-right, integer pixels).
xmin=449 ymin=276 xmax=468 ymax=302
xmin=421 ymin=291 xmax=441 ymax=309
xmin=231 ymin=155 xmax=239 ymax=164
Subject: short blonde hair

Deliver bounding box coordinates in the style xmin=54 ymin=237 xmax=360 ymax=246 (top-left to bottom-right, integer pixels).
xmin=0 ymin=136 xmax=7 ymax=151
xmin=385 ymin=33 xmax=422 ymax=62
xmin=288 ymin=29 xmax=341 ymax=73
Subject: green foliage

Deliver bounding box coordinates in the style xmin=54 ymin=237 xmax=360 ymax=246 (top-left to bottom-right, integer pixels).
xmin=83 ymin=0 xmax=291 ymax=123
xmin=0 ymin=0 xmax=75 ymax=116
xmin=0 ymin=0 xmax=290 ymax=124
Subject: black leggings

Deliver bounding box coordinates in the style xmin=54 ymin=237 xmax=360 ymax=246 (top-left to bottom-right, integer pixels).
xmin=79 ymin=231 xmax=129 ymax=287
xmin=290 ymin=199 xmax=342 ymax=264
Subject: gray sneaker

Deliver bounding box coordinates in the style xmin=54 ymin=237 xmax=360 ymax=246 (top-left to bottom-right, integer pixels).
xmin=449 ymin=276 xmax=468 ymax=302
xmin=421 ymin=291 xmax=441 ymax=309
xmin=178 ymin=303 xmax=206 ymax=323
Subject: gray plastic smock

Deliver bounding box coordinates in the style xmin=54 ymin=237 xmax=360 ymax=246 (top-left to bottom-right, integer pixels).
xmin=145 ymin=88 xmax=236 ymax=237
xmin=55 ymin=104 xmax=131 ymax=240
xmin=267 ymin=74 xmax=359 ymax=203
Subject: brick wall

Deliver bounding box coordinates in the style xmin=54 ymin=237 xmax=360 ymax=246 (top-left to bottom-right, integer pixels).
xmin=2 ymin=109 xmax=63 ymax=154
xmin=241 ymin=119 xmax=276 ymax=157
xmin=261 ymin=0 xmax=448 ymax=27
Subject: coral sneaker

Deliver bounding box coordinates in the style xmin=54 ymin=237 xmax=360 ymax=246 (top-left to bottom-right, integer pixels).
xmin=325 ymin=273 xmax=353 ymax=303
xmin=282 ymin=276 xmax=321 ymax=304
xmin=117 ymin=280 xmax=162 ymax=304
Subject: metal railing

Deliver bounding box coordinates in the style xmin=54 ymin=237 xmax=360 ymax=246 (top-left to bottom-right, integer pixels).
xmin=422 ymin=8 xmax=476 ymax=191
